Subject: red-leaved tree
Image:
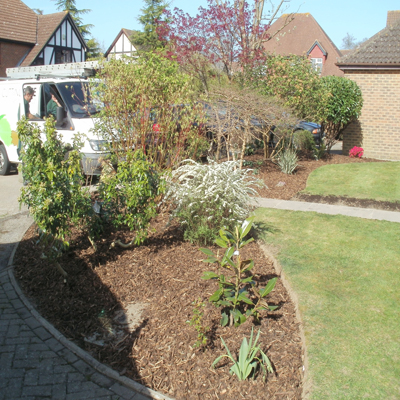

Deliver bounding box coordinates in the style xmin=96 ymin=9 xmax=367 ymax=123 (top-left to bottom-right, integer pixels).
xmin=158 ymin=0 xmax=292 ymax=91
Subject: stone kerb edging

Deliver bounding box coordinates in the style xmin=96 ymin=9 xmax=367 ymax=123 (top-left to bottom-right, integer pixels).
xmin=257 ymin=241 xmax=312 ymax=400
xmin=7 ymin=229 xmax=175 ymax=400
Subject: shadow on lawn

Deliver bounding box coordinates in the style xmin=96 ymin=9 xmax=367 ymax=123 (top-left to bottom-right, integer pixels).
xmin=253 ymin=221 xmax=282 ymax=236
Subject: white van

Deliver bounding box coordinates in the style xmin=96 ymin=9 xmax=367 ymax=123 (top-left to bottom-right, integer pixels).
xmin=0 ymin=62 xmax=108 ymax=176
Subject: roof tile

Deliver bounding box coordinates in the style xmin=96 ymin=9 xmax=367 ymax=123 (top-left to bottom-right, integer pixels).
xmin=21 ymin=12 xmax=67 ymax=66
xmin=0 ymin=0 xmax=37 ymax=43
xmin=338 ymin=14 xmax=400 ymax=65
xmin=263 ymin=13 xmax=343 ymax=76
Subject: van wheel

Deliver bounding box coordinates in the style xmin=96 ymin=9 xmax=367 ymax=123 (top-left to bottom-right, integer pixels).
xmin=0 ymin=145 xmax=11 ymax=176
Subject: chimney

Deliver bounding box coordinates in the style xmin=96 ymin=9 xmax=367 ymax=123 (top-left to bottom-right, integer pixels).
xmin=387 ymin=10 xmax=400 ymax=27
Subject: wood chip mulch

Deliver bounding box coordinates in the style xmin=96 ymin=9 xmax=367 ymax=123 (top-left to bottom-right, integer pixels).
xmin=15 ymin=218 xmax=303 ymax=400
xmin=13 ymin=150 xmax=396 ymax=400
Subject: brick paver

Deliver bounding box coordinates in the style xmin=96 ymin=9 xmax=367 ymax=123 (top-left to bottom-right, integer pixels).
xmin=0 ymin=239 xmax=169 ymax=400
xmin=0 ymin=176 xmax=170 ymax=400
xmin=0 ymin=269 xmax=152 ymax=400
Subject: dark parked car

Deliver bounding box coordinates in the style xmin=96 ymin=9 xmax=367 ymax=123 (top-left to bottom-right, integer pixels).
xmin=294 ymin=121 xmax=324 ymax=145
xmin=269 ymin=120 xmax=324 ymax=148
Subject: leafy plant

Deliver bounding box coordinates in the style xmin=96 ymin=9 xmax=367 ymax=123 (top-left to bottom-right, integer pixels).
xmin=243 ymin=159 xmax=263 ymax=168
xmin=244 ymin=143 xmax=255 ymax=156
xmin=18 ymin=117 xmax=97 ymax=276
xmin=98 ymin=149 xmax=165 ymax=247
xmin=255 ymin=54 xmax=327 ymax=122
xmin=164 ymin=159 xmax=262 ymax=245
xmin=92 ymin=54 xmax=206 ymax=171
xmin=277 ymin=148 xmax=298 ymax=174
xmin=293 ymin=130 xmax=316 ymax=152
xmin=320 ymin=76 xmax=363 ymax=152
xmin=200 ymin=217 xmax=277 ymax=327
xmin=176 ymin=202 xmax=227 ymax=245
xmin=242 ymin=160 xmax=254 ymax=167
xmin=212 ymin=327 xmax=273 ymax=380
xmin=313 ymin=142 xmax=326 ymax=161
xmin=293 ymin=130 xmax=326 ymax=160
xmin=187 ymin=298 xmax=210 ymax=349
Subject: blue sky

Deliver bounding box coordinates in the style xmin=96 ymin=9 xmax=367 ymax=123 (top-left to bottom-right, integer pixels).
xmin=23 ymin=0 xmax=399 ymax=51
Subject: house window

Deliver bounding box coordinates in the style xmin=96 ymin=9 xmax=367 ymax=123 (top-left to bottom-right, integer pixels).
xmin=311 ymin=58 xmax=323 ymax=73
xmin=55 ymin=48 xmax=72 ymax=64
xmin=32 ymin=57 xmax=44 ymax=66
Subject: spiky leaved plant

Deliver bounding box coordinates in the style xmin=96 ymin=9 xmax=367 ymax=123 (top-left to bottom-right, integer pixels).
xmin=277 ymin=148 xmax=298 ymax=174
xmin=212 ymin=327 xmax=274 ymax=380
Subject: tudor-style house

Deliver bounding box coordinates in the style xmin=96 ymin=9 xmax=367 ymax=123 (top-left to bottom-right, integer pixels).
xmin=0 ymin=0 xmax=87 ymax=77
xmin=263 ymin=13 xmax=344 ymax=76
xmin=104 ymin=29 xmax=138 ymax=60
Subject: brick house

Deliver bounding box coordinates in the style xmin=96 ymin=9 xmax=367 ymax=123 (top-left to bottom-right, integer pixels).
xmin=263 ymin=13 xmax=343 ymax=76
xmin=104 ymin=29 xmax=137 ymax=60
xmin=0 ymin=0 xmax=87 ymax=77
xmin=337 ymin=11 xmax=400 ymax=160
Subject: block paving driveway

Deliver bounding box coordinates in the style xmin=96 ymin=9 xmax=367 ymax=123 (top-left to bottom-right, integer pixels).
xmin=0 ymin=174 xmax=158 ymax=400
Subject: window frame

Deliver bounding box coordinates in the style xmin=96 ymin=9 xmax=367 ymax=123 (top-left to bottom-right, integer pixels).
xmin=311 ymin=57 xmax=323 ymax=74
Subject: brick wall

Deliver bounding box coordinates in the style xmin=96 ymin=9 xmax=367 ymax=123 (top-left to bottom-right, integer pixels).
xmin=387 ymin=10 xmax=400 ymax=27
xmin=342 ymin=70 xmax=400 ymax=161
xmin=0 ymin=41 xmax=32 ymax=78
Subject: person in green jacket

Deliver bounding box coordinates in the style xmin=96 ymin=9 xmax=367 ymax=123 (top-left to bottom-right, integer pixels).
xmin=47 ymin=93 xmax=62 ymax=118
xmin=24 ymin=86 xmax=40 ymax=120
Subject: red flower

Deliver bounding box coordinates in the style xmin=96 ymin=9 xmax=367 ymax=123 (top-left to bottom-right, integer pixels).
xmin=349 ymin=146 xmax=364 ymax=158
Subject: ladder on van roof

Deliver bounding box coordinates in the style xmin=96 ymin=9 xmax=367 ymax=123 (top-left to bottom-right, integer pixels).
xmin=6 ymin=61 xmax=100 ymax=79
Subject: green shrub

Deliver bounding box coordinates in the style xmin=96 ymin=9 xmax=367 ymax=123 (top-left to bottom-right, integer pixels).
xmin=18 ymin=117 xmax=97 ymax=275
xmin=165 ymin=159 xmax=262 ymax=245
xmin=256 ymin=54 xmax=327 ymax=121
xmin=320 ymin=76 xmax=363 ymax=152
xmin=92 ymin=54 xmax=206 ymax=171
xmin=99 ymin=150 xmax=165 ymax=246
xmin=277 ymin=148 xmax=298 ymax=174
xmin=185 ymin=134 xmax=210 ymax=162
xmin=293 ymin=130 xmax=315 ymax=151
xmin=313 ymin=141 xmax=326 ymax=160
xmin=176 ymin=201 xmax=227 ymax=245
xmin=187 ymin=298 xmax=210 ymax=349
xmin=244 ymin=142 xmax=255 ymax=156
xmin=293 ymin=130 xmax=326 ymax=160
xmin=201 ymin=217 xmax=278 ymax=327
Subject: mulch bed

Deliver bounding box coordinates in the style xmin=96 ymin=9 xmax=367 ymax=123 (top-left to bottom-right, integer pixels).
xmin=15 ymin=218 xmax=303 ymax=399
xmin=244 ymin=151 xmax=399 ymax=211
xmin=248 ymin=151 xmax=386 ymax=200
xmin=13 ymin=150 xmax=396 ymax=399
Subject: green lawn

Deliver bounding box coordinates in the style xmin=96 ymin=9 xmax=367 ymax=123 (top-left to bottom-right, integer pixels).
xmin=254 ymin=208 xmax=400 ymax=400
xmin=302 ymin=162 xmax=400 ymax=202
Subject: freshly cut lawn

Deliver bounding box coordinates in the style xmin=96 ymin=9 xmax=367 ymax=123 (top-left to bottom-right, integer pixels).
xmin=302 ymin=162 xmax=400 ymax=202
xmin=254 ymin=208 xmax=400 ymax=400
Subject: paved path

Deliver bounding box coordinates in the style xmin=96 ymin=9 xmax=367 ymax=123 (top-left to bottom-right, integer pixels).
xmin=251 ymin=198 xmax=400 ymax=223
xmin=0 ymin=174 xmax=170 ymax=400
xmin=1 ymin=169 xmax=399 ymax=400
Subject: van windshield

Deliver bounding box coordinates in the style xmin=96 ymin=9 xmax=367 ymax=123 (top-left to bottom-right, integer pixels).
xmin=56 ymin=81 xmax=103 ymax=118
